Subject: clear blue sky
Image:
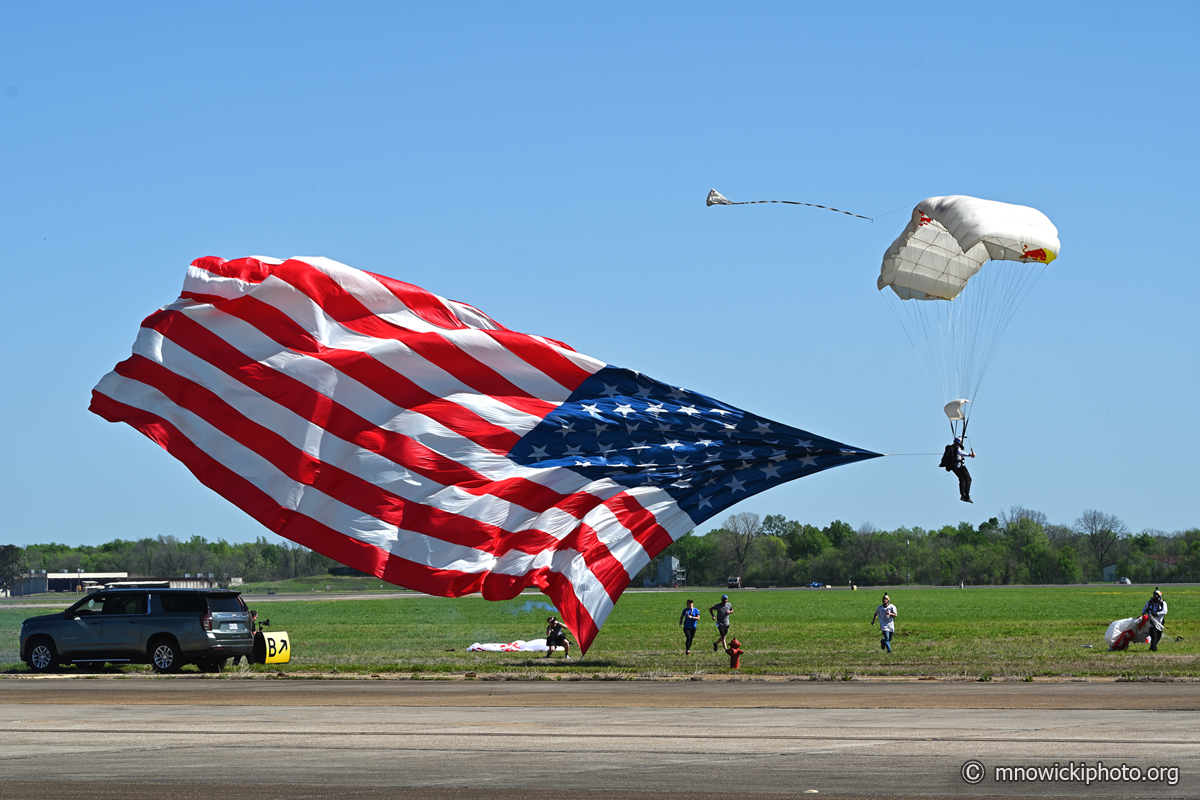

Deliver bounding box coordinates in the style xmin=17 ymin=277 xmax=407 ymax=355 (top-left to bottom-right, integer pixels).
xmin=3 ymin=2 xmax=1196 ymax=548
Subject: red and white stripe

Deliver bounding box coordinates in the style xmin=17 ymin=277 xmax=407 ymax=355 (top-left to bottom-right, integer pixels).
xmin=91 ymin=256 xmax=695 ymax=652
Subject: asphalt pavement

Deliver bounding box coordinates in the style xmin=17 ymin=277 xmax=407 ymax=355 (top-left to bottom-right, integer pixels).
xmin=1 ymin=678 xmax=1196 ymax=799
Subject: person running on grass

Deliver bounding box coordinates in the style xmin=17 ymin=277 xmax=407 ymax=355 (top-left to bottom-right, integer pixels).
xmin=679 ymin=599 xmax=700 ymax=654
xmin=871 ymin=593 xmax=898 ymax=653
xmin=710 ymin=594 xmax=733 ymax=653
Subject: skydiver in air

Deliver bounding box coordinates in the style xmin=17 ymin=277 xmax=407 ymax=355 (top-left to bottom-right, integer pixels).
xmin=951 ymin=437 xmax=975 ymax=503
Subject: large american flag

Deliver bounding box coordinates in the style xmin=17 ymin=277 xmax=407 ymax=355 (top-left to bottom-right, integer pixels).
xmin=90 ymin=256 xmax=879 ymax=653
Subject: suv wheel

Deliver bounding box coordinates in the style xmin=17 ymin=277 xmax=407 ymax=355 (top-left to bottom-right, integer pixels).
xmin=150 ymin=638 xmax=182 ymax=673
xmin=27 ymin=638 xmax=59 ymax=673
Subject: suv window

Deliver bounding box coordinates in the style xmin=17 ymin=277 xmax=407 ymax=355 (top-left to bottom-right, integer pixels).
xmin=207 ymin=595 xmax=245 ymax=613
xmin=101 ymin=594 xmax=147 ymax=615
xmin=159 ymin=593 xmax=206 ymax=613
xmin=69 ymin=596 xmax=105 ymax=616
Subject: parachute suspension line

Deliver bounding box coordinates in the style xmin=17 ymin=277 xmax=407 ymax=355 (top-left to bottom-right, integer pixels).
xmin=879 ymin=290 xmax=948 ymax=409
xmin=966 ymin=261 xmax=1048 ymax=404
xmin=879 ymin=239 xmax=1049 ymax=407
xmin=913 ymin=291 xmax=958 ymax=405
xmin=880 ymin=260 xmax=1047 ymax=414
xmin=936 ymin=260 xmax=1047 ymax=406
xmin=706 ymin=189 xmax=873 ymax=221
xmin=877 ymin=195 xmax=1059 ymax=432
xmin=871 ymin=199 xmax=924 ymax=221
xmin=918 ymin=294 xmax=952 ymax=404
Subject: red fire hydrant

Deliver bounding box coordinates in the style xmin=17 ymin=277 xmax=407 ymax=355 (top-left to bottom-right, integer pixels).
xmin=727 ymin=638 xmax=744 ymax=669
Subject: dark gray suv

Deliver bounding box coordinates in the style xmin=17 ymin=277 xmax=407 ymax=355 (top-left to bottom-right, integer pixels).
xmin=20 ymin=588 xmax=253 ymax=673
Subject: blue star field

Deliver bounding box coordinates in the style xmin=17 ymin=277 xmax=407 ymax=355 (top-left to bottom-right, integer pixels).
xmin=507 ymin=366 xmax=881 ymax=526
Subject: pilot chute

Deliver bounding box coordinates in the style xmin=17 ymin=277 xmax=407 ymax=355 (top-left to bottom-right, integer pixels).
xmin=944 ymin=399 xmax=970 ymax=421
xmin=878 ymin=196 xmax=1060 ymax=434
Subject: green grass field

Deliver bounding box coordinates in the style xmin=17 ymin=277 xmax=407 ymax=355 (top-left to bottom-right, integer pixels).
xmin=235 ymin=575 xmax=419 ymax=594
xmin=3 ymin=585 xmax=1197 ymax=679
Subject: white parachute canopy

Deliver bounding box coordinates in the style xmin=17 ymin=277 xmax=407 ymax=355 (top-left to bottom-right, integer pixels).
xmin=1106 ymin=617 xmax=1152 ymax=651
xmin=877 ymin=196 xmax=1060 ymax=422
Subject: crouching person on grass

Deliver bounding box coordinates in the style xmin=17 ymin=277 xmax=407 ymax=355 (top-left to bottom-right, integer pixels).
xmin=545 ymin=616 xmax=573 ymax=660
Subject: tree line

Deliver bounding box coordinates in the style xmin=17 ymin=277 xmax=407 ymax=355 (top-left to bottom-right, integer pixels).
xmin=0 ymin=536 xmax=334 ymax=594
xmin=639 ymin=507 xmax=1200 ymax=588
xmin=2 ymin=506 xmax=1197 ymax=595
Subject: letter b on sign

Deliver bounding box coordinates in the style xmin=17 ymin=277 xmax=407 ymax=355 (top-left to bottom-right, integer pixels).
xmin=253 ymin=630 xmax=292 ymax=664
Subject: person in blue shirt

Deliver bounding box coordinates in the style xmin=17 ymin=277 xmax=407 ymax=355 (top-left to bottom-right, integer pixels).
xmin=679 ymin=599 xmax=700 ymax=654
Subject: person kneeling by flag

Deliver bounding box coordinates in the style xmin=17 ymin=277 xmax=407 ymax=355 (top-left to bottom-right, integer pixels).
xmin=545 ymin=616 xmax=574 ymax=660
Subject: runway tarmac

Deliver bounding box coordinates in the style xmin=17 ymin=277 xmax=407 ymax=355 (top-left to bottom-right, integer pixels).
xmin=1 ymin=678 xmax=1196 ymax=799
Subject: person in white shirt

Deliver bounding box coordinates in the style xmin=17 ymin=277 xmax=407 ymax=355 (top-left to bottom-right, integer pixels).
xmin=871 ymin=593 xmax=898 ymax=653
xmin=953 ymin=437 xmax=975 ymax=503
xmin=1142 ymin=588 xmax=1167 ymax=651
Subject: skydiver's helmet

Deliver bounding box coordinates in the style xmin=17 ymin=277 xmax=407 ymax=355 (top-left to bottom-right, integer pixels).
xmin=954 ymin=437 xmax=963 ymax=445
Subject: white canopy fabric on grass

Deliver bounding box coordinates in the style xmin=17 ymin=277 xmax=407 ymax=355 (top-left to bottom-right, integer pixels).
xmin=468 ymin=639 xmax=550 ymax=652
xmin=1105 ymin=616 xmax=1152 ymax=651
